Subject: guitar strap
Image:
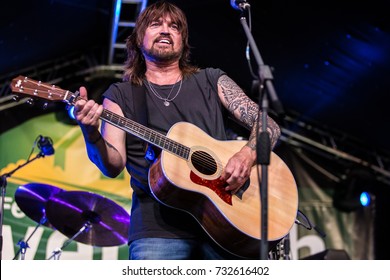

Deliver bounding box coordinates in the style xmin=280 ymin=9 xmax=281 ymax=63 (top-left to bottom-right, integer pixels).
xmin=131 ymin=84 xmax=156 ymax=163
xmin=132 ymin=84 xmax=148 ymax=127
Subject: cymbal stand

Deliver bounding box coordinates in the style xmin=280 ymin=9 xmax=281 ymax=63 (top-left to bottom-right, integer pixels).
xmin=13 ymin=216 xmax=48 ymax=260
xmin=47 ymin=222 xmax=91 ymax=260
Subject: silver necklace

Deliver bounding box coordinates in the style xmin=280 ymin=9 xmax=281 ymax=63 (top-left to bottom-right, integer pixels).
xmin=146 ymin=76 xmax=183 ymax=107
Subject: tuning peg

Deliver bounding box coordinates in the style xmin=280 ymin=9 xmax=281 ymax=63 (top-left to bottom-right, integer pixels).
xmin=26 ymin=98 xmax=34 ymax=106
xmin=12 ymin=95 xmax=20 ymax=102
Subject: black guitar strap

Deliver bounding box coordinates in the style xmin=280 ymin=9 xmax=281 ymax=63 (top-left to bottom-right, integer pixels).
xmin=131 ymin=84 xmax=157 ymax=163
xmin=132 ymin=84 xmax=148 ymax=127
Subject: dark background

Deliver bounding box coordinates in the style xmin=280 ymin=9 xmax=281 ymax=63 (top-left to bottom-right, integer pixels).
xmin=1 ymin=0 xmax=390 ymax=258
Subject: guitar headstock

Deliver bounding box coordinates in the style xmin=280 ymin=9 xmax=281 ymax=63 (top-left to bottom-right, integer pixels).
xmin=10 ymin=76 xmax=77 ymax=105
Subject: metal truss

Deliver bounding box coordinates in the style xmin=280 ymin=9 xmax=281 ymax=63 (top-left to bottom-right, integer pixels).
xmin=108 ymin=0 xmax=148 ymax=65
xmin=279 ymin=114 xmax=390 ymax=185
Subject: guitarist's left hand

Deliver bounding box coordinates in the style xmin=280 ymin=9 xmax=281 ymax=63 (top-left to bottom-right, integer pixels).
xmin=221 ymin=146 xmax=256 ymax=193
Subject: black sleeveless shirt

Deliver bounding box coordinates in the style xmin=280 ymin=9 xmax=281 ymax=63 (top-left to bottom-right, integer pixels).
xmin=103 ymin=68 xmax=228 ymax=242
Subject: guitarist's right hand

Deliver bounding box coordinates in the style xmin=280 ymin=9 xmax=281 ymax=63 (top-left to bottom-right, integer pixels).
xmin=74 ymin=86 xmax=104 ymax=143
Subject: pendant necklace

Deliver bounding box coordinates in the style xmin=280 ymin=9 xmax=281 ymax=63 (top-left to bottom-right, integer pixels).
xmin=146 ymin=75 xmax=183 ymax=107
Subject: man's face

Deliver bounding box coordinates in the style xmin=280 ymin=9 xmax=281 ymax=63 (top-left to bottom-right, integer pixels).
xmin=141 ymin=15 xmax=183 ymax=63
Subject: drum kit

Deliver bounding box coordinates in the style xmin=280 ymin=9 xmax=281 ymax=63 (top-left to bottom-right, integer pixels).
xmin=13 ymin=183 xmax=130 ymax=260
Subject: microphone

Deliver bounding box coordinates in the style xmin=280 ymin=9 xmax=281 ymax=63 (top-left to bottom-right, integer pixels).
xmin=37 ymin=135 xmax=55 ymax=156
xmin=230 ymin=0 xmax=250 ymax=11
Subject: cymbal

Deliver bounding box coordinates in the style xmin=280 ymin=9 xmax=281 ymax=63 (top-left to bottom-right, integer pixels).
xmin=14 ymin=182 xmax=64 ymax=228
xmin=46 ymin=191 xmax=130 ymax=247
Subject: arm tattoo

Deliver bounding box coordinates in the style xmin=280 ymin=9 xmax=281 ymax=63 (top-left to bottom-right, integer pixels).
xmin=218 ymin=75 xmax=281 ymax=149
xmin=218 ymin=75 xmax=257 ymax=128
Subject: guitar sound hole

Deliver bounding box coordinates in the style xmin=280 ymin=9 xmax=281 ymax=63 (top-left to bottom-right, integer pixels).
xmin=191 ymin=151 xmax=217 ymax=176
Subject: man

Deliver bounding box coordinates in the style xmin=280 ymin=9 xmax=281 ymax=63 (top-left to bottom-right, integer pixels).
xmin=74 ymin=1 xmax=281 ymax=259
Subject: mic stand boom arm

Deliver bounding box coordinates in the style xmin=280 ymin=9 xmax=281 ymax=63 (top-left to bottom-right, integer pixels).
xmin=0 ymin=151 xmax=47 ymax=260
xmin=237 ymin=10 xmax=285 ymax=260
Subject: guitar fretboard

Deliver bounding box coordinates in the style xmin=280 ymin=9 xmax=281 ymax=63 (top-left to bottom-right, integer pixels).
xmin=9 ymin=76 xmax=191 ymax=160
xmin=101 ymin=109 xmax=190 ymax=160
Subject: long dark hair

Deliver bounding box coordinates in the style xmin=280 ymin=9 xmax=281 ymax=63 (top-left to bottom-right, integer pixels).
xmin=123 ymin=1 xmax=199 ymax=84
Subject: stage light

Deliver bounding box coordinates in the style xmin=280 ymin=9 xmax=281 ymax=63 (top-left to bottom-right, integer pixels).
xmin=333 ymin=169 xmax=375 ymax=212
xmin=360 ymin=191 xmax=371 ymax=207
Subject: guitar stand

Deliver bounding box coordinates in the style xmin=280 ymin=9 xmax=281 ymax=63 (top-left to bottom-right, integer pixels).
xmin=47 ymin=222 xmax=91 ymax=260
xmin=13 ymin=216 xmax=48 ymax=260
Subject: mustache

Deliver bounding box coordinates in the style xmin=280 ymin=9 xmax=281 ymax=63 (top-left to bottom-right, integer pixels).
xmin=154 ymin=35 xmax=173 ymax=44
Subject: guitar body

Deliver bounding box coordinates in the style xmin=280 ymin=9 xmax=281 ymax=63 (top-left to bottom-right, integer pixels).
xmin=149 ymin=122 xmax=298 ymax=259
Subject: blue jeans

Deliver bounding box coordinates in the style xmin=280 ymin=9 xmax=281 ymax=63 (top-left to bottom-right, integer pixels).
xmin=129 ymin=238 xmax=240 ymax=260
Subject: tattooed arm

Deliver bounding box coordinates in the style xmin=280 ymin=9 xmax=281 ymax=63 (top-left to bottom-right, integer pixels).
xmin=217 ymin=74 xmax=281 ymax=192
xmin=217 ymin=75 xmax=281 ymax=149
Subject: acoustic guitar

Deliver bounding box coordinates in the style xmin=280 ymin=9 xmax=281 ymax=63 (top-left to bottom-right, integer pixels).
xmin=10 ymin=75 xmax=298 ymax=258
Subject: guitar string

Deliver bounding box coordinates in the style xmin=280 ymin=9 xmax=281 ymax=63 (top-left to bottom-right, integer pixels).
xmin=106 ymin=107 xmax=224 ymax=169
xmin=114 ymin=119 xmax=223 ymax=170
xmin=21 ymin=86 xmax=227 ymax=171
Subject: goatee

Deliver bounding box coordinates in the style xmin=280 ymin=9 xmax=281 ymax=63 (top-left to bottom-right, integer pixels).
xmin=141 ymin=44 xmax=182 ymax=63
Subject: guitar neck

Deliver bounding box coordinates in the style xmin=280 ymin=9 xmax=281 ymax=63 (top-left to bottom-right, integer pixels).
xmin=100 ymin=109 xmax=190 ymax=160
xmin=10 ymin=75 xmax=190 ymax=159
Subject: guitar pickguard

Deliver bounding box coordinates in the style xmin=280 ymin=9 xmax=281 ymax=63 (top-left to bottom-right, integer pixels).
xmin=189 ymin=171 xmax=232 ymax=205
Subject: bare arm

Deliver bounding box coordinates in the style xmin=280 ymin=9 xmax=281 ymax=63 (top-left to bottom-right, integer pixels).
xmin=216 ymin=74 xmax=281 ymax=192
xmin=73 ymin=87 xmax=126 ymax=178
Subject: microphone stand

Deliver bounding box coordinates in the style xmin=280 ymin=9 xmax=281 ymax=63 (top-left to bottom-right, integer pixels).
xmin=0 ymin=151 xmax=47 ymax=260
xmin=236 ymin=5 xmax=285 ymax=260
